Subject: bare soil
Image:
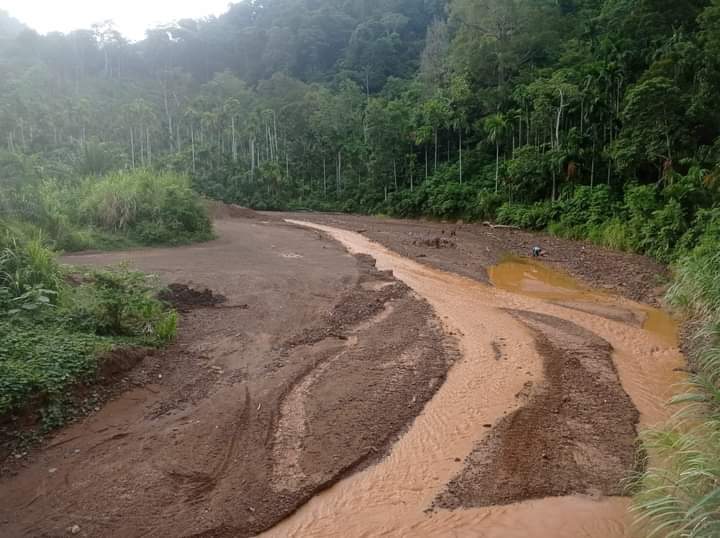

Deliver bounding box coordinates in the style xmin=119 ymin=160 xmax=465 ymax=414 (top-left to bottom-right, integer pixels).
xmin=0 ymin=210 xmax=673 ymax=538
xmin=0 ymin=217 xmax=452 ymax=537
xmin=276 ymin=213 xmax=669 ymax=305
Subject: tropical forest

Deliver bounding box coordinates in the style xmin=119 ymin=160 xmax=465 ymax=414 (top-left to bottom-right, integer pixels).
xmin=2 ymin=1 xmax=720 ymax=536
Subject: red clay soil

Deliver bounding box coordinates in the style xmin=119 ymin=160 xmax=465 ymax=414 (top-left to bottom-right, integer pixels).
xmin=0 ymin=210 xmax=666 ymax=538
xmin=434 ymin=309 xmax=640 ymax=509
xmin=276 ymin=213 xmax=669 ymax=305
xmin=0 ymin=217 xmax=453 ymax=538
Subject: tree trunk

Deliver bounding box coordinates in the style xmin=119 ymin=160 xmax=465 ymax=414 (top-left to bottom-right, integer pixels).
xmin=146 ymin=127 xmax=152 ymax=166
xmin=250 ymin=139 xmax=255 ymax=182
xmin=231 ymin=117 xmax=237 ymax=162
xmin=336 ymin=151 xmax=342 ymax=196
xmin=130 ymin=128 xmax=135 ymax=169
xmin=323 ymin=157 xmax=327 ymax=198
xmin=495 ymin=142 xmax=500 ymax=193
xmin=163 ymin=81 xmax=173 ymax=150
xmin=425 ymin=146 xmax=429 ymax=181
xmin=459 ymin=130 xmax=463 ymax=184
xmin=590 ymin=139 xmax=596 ymax=188
xmin=191 ymin=127 xmax=196 ymax=173
xmin=434 ymin=128 xmax=438 ymax=173
xmin=393 ymin=159 xmax=398 ymax=190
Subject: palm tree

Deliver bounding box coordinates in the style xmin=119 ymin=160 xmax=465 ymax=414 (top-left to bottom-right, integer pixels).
xmin=484 ymin=113 xmax=507 ymax=193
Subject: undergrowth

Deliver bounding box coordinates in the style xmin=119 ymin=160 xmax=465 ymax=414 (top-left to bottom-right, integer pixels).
xmin=0 ymin=232 xmax=177 ymax=432
xmin=1 ymin=168 xmax=213 ymax=252
xmin=631 ymin=250 xmax=720 ymax=537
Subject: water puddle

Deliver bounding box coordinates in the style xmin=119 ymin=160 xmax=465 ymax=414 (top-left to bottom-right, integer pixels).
xmin=489 ymin=256 xmax=596 ymax=301
xmin=490 ymin=256 xmax=685 ymax=426
xmin=260 ymin=223 xmax=687 ymax=538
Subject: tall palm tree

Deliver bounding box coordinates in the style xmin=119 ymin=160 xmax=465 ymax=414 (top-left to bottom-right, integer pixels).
xmin=484 ymin=113 xmax=507 ymax=193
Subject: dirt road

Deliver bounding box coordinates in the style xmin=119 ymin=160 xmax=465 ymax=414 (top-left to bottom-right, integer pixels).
xmin=0 ymin=212 xmax=685 ymax=537
xmin=0 ymin=217 xmax=452 ymax=537
xmin=258 ymin=219 xmax=683 ymax=537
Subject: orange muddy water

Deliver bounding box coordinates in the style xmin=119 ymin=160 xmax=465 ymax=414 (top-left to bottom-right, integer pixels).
xmin=261 ymin=222 xmax=687 ymax=538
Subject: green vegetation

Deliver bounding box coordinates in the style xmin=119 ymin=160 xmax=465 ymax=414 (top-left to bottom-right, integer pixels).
xmin=631 ymin=248 xmax=720 ymax=538
xmin=3 ymin=0 xmax=720 ymax=532
xmin=1 ymin=164 xmax=213 ymax=252
xmin=0 ymin=229 xmax=177 ymax=430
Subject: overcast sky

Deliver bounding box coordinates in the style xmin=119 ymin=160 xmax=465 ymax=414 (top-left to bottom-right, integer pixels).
xmin=1 ymin=0 xmax=233 ymax=41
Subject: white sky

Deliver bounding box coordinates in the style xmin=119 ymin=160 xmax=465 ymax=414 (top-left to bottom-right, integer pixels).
xmin=0 ymin=0 xmax=234 ymax=41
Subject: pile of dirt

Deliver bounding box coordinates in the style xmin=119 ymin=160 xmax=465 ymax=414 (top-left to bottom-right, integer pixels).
xmin=412 ymin=236 xmax=457 ymax=249
xmin=435 ymin=309 xmax=640 ymax=509
xmin=159 ymin=283 xmax=227 ymax=310
xmin=207 ymin=201 xmax=279 ymax=221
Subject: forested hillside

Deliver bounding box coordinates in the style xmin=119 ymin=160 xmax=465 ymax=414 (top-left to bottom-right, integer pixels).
xmin=3 ymin=2 xmax=720 ymax=534
xmin=1 ymin=0 xmax=720 ymax=258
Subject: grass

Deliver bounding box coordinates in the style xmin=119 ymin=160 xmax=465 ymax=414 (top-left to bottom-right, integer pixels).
xmin=0 ymin=169 xmax=205 ymax=435
xmin=0 ymin=234 xmax=178 ymax=432
xmin=632 ymin=249 xmax=720 ymax=537
xmin=2 ymin=169 xmax=214 ymax=252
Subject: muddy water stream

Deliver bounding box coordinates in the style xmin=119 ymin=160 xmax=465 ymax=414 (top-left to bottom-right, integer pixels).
xmin=261 ymin=222 xmax=686 ymax=538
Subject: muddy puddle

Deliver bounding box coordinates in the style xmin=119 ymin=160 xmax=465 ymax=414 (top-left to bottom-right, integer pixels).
xmin=260 ymin=222 xmax=687 ymax=538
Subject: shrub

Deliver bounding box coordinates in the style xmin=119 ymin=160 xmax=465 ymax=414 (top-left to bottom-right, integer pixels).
xmin=0 ymin=230 xmax=61 ymax=304
xmin=64 ymin=265 xmax=175 ymax=340
xmin=79 ymin=170 xmax=213 ymax=245
xmin=497 ymin=201 xmax=559 ymax=230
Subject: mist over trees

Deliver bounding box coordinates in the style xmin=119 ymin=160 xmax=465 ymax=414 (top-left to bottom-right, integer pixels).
xmin=0 ymin=0 xmax=720 ymax=254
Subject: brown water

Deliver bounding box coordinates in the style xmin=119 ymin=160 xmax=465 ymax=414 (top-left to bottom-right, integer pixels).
xmin=260 ymin=223 xmax=686 ymax=538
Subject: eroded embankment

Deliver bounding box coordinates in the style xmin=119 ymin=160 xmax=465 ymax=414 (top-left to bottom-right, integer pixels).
xmin=260 ymin=220 xmax=686 ymax=538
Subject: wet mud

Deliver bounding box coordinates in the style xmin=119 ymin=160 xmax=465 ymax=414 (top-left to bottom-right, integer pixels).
xmin=260 ymin=219 xmax=685 ymax=538
xmin=1 ymin=211 xmax=687 ymax=538
xmin=0 ymin=217 xmax=453 ymax=538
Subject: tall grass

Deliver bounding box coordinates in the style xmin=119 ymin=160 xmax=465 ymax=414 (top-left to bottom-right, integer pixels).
xmin=0 ymin=228 xmax=61 ymax=300
xmin=79 ymin=170 xmax=213 ymax=244
xmin=632 ymin=250 xmax=720 ymax=537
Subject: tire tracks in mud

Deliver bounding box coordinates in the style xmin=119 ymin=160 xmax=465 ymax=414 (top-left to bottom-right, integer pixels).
xmin=0 ymin=219 xmax=456 ymax=538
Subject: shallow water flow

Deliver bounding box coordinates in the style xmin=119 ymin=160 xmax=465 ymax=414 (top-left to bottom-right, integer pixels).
xmin=260 ymin=223 xmax=686 ymax=538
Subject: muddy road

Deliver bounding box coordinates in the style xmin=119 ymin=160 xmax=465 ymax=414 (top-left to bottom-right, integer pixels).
xmin=0 ymin=212 xmax=685 ymax=537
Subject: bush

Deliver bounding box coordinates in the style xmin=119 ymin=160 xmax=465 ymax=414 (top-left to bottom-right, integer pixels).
xmin=79 ymin=170 xmax=213 ymax=245
xmin=497 ymin=201 xmax=559 ymax=230
xmin=0 ymin=230 xmax=61 ymax=308
xmin=0 ymin=319 xmax=108 ymax=418
xmin=0 ymin=232 xmax=177 ymax=424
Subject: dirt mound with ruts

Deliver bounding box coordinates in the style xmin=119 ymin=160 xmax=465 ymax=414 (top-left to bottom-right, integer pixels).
xmin=206 ymin=201 xmax=279 ymax=221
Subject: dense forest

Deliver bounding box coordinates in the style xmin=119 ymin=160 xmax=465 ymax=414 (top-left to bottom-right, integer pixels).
xmin=1 ymin=0 xmax=720 ymax=262
xmin=3 ymin=0 xmax=720 ymax=535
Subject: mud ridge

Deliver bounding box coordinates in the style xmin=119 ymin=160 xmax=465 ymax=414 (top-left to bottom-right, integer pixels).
xmin=435 ymin=309 xmax=640 ymax=509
